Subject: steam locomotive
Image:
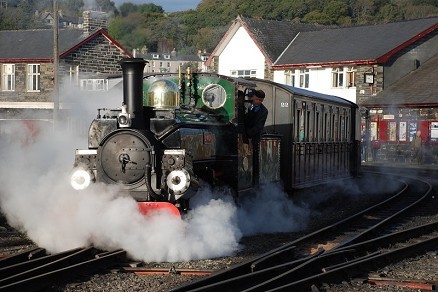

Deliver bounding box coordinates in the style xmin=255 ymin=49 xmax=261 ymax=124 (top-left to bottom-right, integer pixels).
xmin=70 ymin=58 xmax=360 ymax=215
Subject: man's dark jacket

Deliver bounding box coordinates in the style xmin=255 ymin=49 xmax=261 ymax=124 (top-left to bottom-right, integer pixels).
xmin=244 ymin=104 xmax=268 ymax=144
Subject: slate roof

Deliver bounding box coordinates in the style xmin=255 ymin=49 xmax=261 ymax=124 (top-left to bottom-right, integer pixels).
xmin=361 ymin=54 xmax=438 ymax=107
xmin=240 ymin=16 xmax=328 ymax=64
xmin=0 ymin=28 xmax=128 ymax=61
xmin=274 ymin=17 xmax=438 ymax=67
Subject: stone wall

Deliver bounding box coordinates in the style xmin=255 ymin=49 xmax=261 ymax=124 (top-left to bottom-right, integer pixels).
xmin=356 ymin=65 xmax=384 ymax=105
xmin=62 ymin=34 xmax=129 ymax=75
xmin=0 ymin=63 xmax=54 ymax=102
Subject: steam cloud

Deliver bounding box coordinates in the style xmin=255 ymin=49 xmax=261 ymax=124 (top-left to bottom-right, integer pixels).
xmin=0 ymin=85 xmax=310 ymax=262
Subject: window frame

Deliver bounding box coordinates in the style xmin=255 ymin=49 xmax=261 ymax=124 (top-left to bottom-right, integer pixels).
xmin=2 ymin=64 xmax=15 ymax=91
xmin=298 ymin=68 xmax=309 ymax=88
xmin=346 ymin=66 xmax=356 ymax=87
xmin=331 ymin=66 xmax=344 ymax=88
xmin=79 ymin=79 xmax=108 ymax=91
xmin=285 ymin=69 xmax=295 ymax=86
xmin=27 ymin=64 xmax=41 ymax=92
xmin=68 ymin=64 xmax=79 ymax=85
xmin=230 ymin=69 xmax=257 ymax=78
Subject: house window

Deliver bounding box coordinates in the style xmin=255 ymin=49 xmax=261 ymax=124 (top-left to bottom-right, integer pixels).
xmin=80 ymin=79 xmax=107 ymax=91
xmin=299 ymin=69 xmax=309 ymax=88
xmin=285 ymin=70 xmax=295 ymax=86
xmin=230 ymin=69 xmax=257 ymax=78
xmin=159 ymin=62 xmax=163 ymax=68
xmin=27 ymin=64 xmax=40 ymax=92
xmin=2 ymin=64 xmax=15 ymax=91
xmin=167 ymin=62 xmax=171 ymax=68
xmin=346 ymin=66 xmax=356 ymax=87
xmin=164 ymin=54 xmax=170 ymax=59
xmin=332 ymin=67 xmax=344 ymax=88
xmin=152 ymin=61 xmax=155 ymax=68
xmin=152 ymin=54 xmax=159 ymax=59
xmin=68 ymin=65 xmax=79 ymax=85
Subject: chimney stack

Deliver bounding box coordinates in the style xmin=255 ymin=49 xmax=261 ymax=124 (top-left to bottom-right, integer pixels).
xmin=83 ymin=11 xmax=108 ymax=33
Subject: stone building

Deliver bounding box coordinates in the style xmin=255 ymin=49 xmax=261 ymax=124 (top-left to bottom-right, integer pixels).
xmin=0 ymin=11 xmax=131 ymax=123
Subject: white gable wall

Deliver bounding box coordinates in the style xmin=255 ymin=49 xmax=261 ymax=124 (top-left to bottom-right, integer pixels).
xmin=273 ymin=68 xmax=357 ymax=103
xmin=218 ymin=27 xmax=266 ymax=79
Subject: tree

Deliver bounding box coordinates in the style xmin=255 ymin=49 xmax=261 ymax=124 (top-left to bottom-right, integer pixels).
xmin=139 ymin=3 xmax=164 ymax=14
xmin=324 ymin=0 xmax=349 ymax=24
xmin=119 ymin=2 xmax=138 ymax=17
xmin=377 ymin=3 xmax=403 ymax=22
xmin=303 ymin=11 xmax=332 ymax=24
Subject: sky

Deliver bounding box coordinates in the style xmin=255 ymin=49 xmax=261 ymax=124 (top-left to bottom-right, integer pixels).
xmin=113 ymin=0 xmax=203 ymax=12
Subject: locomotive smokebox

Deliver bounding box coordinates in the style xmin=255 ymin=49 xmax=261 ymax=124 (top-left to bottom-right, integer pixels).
xmin=120 ymin=58 xmax=146 ymax=129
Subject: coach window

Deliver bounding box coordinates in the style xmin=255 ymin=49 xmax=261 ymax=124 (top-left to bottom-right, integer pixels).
xmin=307 ymin=107 xmax=312 ymax=141
xmin=295 ymin=101 xmax=305 ymax=141
xmin=315 ymin=106 xmax=321 ymax=142
xmin=325 ymin=108 xmax=331 ymax=141
xmin=329 ymin=107 xmax=334 ymax=141
xmin=332 ymin=113 xmax=336 ymax=141
xmin=310 ymin=103 xmax=316 ymax=141
xmin=345 ymin=110 xmax=350 ymax=141
xmin=340 ymin=109 xmax=346 ymax=141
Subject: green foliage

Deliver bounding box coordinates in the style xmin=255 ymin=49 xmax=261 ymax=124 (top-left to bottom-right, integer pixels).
xmin=324 ymin=0 xmax=349 ymax=24
xmin=138 ymin=3 xmax=164 ymax=14
xmin=303 ymin=11 xmax=332 ymax=24
xmin=119 ymin=2 xmax=138 ymax=17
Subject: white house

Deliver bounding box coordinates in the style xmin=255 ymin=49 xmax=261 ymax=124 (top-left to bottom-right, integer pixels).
xmin=208 ymin=16 xmax=438 ymax=104
xmin=206 ymin=16 xmax=323 ymax=80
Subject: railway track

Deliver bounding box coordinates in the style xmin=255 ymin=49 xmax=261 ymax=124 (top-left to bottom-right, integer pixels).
xmin=170 ymin=174 xmax=438 ymax=291
xmin=0 ymin=247 xmax=126 ymax=291
xmin=1 ymin=172 xmax=436 ymax=291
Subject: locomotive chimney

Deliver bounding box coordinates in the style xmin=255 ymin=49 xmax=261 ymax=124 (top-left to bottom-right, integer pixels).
xmin=120 ymin=58 xmax=146 ymax=129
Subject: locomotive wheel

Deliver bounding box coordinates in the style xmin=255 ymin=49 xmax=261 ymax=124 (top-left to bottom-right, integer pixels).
xmin=98 ymin=129 xmax=151 ymax=186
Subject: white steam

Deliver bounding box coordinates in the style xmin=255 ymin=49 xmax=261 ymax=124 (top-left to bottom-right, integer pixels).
xmin=0 ymin=85 xmax=310 ymax=262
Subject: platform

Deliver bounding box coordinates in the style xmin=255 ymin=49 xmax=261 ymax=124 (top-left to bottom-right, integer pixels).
xmin=361 ymin=160 xmax=438 ymax=171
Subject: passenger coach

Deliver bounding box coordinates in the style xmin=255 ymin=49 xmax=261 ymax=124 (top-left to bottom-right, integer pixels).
xmin=251 ymin=78 xmax=360 ymax=190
